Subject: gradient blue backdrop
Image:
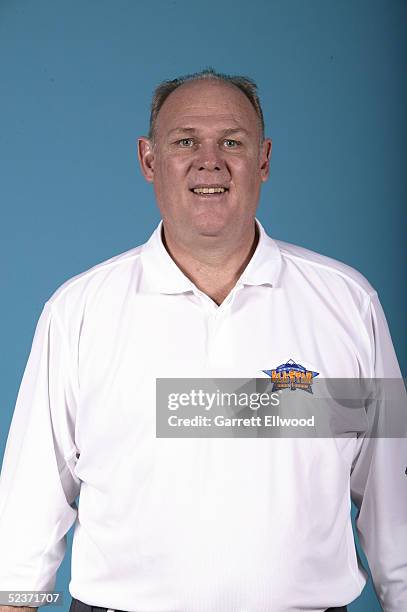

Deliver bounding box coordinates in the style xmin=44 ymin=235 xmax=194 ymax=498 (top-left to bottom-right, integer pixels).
xmin=1 ymin=1 xmax=406 ymax=611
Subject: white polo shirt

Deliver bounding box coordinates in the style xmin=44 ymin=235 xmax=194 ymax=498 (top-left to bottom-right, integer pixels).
xmin=0 ymin=219 xmax=405 ymax=612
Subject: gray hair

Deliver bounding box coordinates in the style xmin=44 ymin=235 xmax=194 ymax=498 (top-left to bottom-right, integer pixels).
xmin=148 ymin=67 xmax=265 ymax=142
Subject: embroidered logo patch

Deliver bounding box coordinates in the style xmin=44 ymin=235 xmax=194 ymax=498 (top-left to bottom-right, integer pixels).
xmin=263 ymin=358 xmax=319 ymax=393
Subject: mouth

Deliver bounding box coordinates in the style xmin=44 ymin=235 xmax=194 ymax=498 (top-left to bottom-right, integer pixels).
xmin=190 ymin=185 xmax=229 ymax=197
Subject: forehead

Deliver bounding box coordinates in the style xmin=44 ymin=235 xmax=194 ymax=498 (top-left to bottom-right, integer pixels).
xmin=155 ymin=80 xmax=260 ymax=137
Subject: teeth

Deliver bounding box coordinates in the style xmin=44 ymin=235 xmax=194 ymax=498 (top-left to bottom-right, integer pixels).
xmin=193 ymin=187 xmax=226 ymax=194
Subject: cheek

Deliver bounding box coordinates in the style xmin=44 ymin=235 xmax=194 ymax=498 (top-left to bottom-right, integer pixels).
xmin=157 ymin=155 xmax=189 ymax=180
xmin=231 ymin=159 xmax=262 ymax=191
xmin=153 ymin=157 xmax=190 ymax=204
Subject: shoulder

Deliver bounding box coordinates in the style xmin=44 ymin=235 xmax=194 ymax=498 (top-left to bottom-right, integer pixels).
xmin=275 ymin=239 xmax=377 ymax=299
xmin=44 ymin=244 xmax=144 ymax=317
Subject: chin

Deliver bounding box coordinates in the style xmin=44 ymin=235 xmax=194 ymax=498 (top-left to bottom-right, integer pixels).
xmin=193 ymin=216 xmax=229 ymax=238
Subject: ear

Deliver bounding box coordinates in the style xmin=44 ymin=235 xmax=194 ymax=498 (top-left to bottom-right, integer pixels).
xmin=137 ymin=137 xmax=155 ymax=183
xmin=260 ymin=138 xmax=272 ymax=182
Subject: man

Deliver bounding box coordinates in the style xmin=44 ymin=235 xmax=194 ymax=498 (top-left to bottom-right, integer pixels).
xmin=0 ymin=68 xmax=405 ymax=612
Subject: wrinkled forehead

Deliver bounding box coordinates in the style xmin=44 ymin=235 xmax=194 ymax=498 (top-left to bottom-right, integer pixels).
xmin=155 ymin=80 xmax=261 ymax=139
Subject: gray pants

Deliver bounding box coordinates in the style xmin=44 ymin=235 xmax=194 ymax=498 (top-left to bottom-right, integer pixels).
xmin=69 ymin=597 xmax=348 ymax=612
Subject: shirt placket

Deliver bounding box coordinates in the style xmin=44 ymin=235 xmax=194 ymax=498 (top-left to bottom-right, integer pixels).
xmin=197 ymin=286 xmax=242 ymax=370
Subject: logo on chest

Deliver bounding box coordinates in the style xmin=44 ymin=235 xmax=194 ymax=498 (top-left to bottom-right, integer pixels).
xmin=263 ymin=358 xmax=319 ymax=393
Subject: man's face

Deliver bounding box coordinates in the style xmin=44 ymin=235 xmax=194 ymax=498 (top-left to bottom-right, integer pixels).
xmin=138 ymin=79 xmax=272 ymax=244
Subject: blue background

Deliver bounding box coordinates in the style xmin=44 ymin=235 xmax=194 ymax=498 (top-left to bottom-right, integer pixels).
xmin=1 ymin=1 xmax=405 ymax=610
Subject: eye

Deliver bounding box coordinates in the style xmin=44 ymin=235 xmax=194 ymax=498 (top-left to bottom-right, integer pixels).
xmin=223 ymin=139 xmax=240 ymax=148
xmin=177 ymin=138 xmax=195 ymax=147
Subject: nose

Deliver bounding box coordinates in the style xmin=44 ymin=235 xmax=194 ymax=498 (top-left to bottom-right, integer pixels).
xmin=194 ymin=141 xmax=224 ymax=172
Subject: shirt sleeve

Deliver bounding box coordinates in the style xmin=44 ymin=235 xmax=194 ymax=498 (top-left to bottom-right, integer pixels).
xmin=350 ymin=291 xmax=407 ymax=612
xmin=0 ymin=301 xmax=81 ymax=592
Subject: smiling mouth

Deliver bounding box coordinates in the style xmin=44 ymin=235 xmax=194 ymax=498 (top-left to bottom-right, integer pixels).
xmin=190 ymin=186 xmax=229 ymax=196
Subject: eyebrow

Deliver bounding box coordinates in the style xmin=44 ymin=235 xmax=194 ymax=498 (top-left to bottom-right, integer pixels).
xmin=167 ymin=127 xmax=250 ymax=138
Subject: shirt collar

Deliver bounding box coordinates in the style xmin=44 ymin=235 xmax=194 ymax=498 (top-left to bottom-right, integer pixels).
xmin=140 ymin=218 xmax=282 ymax=294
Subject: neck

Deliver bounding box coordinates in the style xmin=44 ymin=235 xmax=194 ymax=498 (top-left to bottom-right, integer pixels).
xmin=161 ymin=222 xmax=259 ymax=305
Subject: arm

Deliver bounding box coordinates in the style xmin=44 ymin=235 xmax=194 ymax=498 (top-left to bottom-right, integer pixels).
xmin=0 ymin=301 xmax=80 ymax=592
xmin=0 ymin=608 xmax=37 ymax=612
xmin=350 ymin=291 xmax=407 ymax=612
